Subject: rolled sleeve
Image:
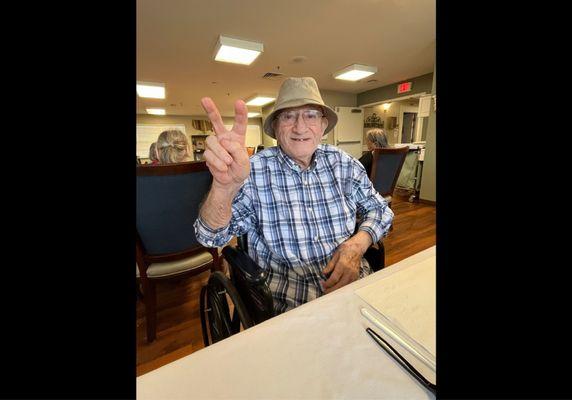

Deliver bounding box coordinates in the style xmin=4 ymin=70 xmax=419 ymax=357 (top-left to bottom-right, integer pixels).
xmin=193 ymin=181 xmax=257 ymax=248
xmin=193 ymin=215 xmax=233 ymax=248
xmin=359 ymin=200 xmax=394 ymax=243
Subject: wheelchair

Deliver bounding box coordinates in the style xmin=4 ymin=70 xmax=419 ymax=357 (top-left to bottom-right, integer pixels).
xmin=200 ymin=235 xmax=385 ymax=347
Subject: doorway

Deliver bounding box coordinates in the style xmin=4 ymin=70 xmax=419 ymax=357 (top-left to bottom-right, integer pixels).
xmin=401 ymin=112 xmax=417 ymax=144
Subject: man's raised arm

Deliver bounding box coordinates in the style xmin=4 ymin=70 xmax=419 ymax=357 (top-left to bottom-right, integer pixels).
xmin=198 ymin=97 xmax=251 ymax=229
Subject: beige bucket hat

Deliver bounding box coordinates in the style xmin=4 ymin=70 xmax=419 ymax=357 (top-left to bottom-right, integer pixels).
xmin=263 ymin=77 xmax=338 ymax=139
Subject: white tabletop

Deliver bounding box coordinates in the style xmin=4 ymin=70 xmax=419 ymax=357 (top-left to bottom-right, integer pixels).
xmin=137 ymin=246 xmax=436 ymax=400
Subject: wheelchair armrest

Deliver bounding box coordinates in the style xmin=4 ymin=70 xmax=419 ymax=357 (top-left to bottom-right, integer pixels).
xmin=364 ymin=240 xmax=385 ymax=272
xmin=222 ymin=245 xmax=267 ymax=285
xmin=221 ymin=244 xmax=274 ymax=325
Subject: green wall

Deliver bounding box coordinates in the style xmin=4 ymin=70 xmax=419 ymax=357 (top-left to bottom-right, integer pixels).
xmin=419 ymin=70 xmax=436 ymax=202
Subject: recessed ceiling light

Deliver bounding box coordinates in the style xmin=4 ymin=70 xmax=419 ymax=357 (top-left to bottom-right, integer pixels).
xmin=214 ymin=35 xmax=263 ymax=65
xmin=245 ymin=94 xmax=275 ymax=107
xmin=333 ymin=64 xmax=377 ymax=81
xmin=146 ymin=108 xmax=166 ymax=115
xmin=137 ymin=82 xmax=165 ymax=99
xmin=247 ymin=112 xmax=261 ymax=118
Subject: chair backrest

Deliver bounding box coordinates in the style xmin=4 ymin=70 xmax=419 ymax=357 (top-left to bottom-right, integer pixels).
xmin=136 ymin=161 xmax=212 ymax=256
xmin=370 ymin=146 xmax=409 ymax=197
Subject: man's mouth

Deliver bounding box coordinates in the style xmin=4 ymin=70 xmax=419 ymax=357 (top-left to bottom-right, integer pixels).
xmin=292 ymin=138 xmax=310 ymax=142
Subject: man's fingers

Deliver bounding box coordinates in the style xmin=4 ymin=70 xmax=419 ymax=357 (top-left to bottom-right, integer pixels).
xmin=201 ymin=97 xmax=227 ymax=135
xmin=323 ymin=261 xmax=344 ymax=290
xmin=322 ymin=252 xmax=339 ymax=277
xmin=203 ymin=149 xmax=228 ymax=173
xmin=220 ymin=139 xmax=250 ymax=165
xmin=206 ymin=135 xmax=233 ymax=163
xmin=324 ymin=271 xmax=351 ymax=294
xmin=231 ymin=99 xmax=248 ymax=139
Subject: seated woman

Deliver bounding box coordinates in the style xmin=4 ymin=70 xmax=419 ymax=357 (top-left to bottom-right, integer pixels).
xmin=359 ymin=128 xmax=389 ymax=177
xmin=156 ymin=130 xmax=193 ymax=164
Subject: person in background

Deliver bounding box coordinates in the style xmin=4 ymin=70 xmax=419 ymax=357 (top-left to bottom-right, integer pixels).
xmin=194 ymin=77 xmax=393 ymax=314
xmin=148 ymin=142 xmax=160 ymax=165
xmin=359 ymin=128 xmax=389 ymax=177
xmin=156 ymin=130 xmax=193 ymax=164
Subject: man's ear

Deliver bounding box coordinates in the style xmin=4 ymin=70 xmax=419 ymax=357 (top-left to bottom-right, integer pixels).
xmin=321 ymin=116 xmax=329 ymax=133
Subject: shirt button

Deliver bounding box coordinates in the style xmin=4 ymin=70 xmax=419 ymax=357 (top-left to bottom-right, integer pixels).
xmin=315 ymin=236 xmax=319 ymax=240
xmin=304 ymin=180 xmax=308 ymax=185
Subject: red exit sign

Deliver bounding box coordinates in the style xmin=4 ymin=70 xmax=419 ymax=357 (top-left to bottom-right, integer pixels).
xmin=397 ymin=82 xmax=412 ymax=94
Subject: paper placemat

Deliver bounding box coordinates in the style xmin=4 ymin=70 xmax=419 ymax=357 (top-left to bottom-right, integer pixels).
xmin=355 ymin=255 xmax=436 ymax=357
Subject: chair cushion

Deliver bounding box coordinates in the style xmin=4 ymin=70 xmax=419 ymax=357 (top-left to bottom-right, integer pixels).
xmin=136 ymin=251 xmax=213 ymax=278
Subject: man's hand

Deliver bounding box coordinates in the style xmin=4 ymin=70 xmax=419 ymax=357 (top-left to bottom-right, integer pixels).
xmin=201 ymin=97 xmax=250 ymax=191
xmin=321 ymin=231 xmax=372 ymax=294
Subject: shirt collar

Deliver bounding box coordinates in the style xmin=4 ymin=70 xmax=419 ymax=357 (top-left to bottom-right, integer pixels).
xmin=277 ymin=145 xmax=324 ymax=173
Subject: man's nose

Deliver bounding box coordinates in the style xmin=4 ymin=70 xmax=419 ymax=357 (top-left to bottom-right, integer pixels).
xmin=293 ymin=113 xmax=307 ymax=132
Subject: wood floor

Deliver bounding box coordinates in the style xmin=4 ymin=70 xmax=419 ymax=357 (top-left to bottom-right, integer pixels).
xmin=136 ymin=192 xmax=436 ymax=376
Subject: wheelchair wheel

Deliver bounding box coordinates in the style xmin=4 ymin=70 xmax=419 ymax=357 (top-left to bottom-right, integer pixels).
xmin=200 ymin=271 xmax=254 ymax=346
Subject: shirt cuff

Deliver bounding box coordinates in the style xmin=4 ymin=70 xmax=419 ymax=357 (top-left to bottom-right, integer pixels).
xmin=194 ymin=215 xmax=232 ymax=248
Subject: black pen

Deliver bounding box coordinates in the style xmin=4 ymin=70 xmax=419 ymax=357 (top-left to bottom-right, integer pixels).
xmin=366 ymin=327 xmax=437 ymax=395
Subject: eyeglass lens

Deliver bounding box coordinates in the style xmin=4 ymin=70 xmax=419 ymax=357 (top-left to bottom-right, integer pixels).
xmin=278 ymin=109 xmax=323 ymax=126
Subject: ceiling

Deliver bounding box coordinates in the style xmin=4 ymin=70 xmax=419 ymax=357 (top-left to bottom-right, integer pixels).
xmin=136 ymin=0 xmax=435 ymax=117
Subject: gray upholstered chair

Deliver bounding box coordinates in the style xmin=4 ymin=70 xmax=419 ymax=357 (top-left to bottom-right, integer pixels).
xmin=136 ymin=161 xmax=219 ymax=343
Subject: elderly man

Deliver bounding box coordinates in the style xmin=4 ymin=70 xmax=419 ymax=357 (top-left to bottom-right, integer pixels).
xmin=194 ymin=77 xmax=394 ymax=314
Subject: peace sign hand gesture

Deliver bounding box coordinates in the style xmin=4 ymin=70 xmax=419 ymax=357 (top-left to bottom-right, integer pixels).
xmin=201 ymin=97 xmax=251 ymax=191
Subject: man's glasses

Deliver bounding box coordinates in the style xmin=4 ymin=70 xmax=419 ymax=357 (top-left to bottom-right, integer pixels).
xmin=277 ymin=109 xmax=324 ymax=127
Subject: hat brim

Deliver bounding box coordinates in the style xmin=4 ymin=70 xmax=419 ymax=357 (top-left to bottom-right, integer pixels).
xmin=263 ymin=99 xmax=338 ymax=139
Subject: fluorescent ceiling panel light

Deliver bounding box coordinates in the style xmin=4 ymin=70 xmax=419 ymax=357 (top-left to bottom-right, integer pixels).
xmin=137 ymin=82 xmax=165 ymax=99
xmin=146 ymin=108 xmax=166 ymax=115
xmin=214 ymin=35 xmax=263 ymax=65
xmin=247 ymin=112 xmax=261 ymax=118
xmin=245 ymin=95 xmax=275 ymax=107
xmin=333 ymin=64 xmax=378 ymax=81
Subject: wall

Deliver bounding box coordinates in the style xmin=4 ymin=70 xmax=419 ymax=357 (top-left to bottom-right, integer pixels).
xmin=136 ymin=114 xmax=263 ymax=152
xmin=357 ymin=73 xmax=433 ymax=107
xmin=363 ymin=104 xmax=400 ymax=147
xmin=419 ymin=69 xmax=436 ymax=202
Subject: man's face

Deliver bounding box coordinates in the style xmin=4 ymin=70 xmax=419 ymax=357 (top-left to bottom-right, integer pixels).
xmin=274 ymin=105 xmax=328 ymax=168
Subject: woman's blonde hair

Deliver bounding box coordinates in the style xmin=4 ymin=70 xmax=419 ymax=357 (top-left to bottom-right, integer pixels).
xmin=148 ymin=142 xmax=159 ymax=162
xmin=156 ymin=130 xmax=193 ymax=164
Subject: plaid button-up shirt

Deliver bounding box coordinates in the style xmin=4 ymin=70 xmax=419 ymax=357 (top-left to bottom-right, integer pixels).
xmin=194 ymin=144 xmax=394 ymax=314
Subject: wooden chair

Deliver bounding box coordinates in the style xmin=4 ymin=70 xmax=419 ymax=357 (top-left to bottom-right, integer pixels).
xmin=136 ymin=161 xmax=219 ymax=343
xmin=370 ymin=146 xmax=410 ymax=208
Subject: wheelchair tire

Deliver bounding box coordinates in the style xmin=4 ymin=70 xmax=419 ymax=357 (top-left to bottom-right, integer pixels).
xmin=200 ymin=271 xmax=254 ymax=346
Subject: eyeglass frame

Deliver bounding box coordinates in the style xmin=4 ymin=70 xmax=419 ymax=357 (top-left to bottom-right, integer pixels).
xmin=275 ymin=107 xmax=326 ymax=128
